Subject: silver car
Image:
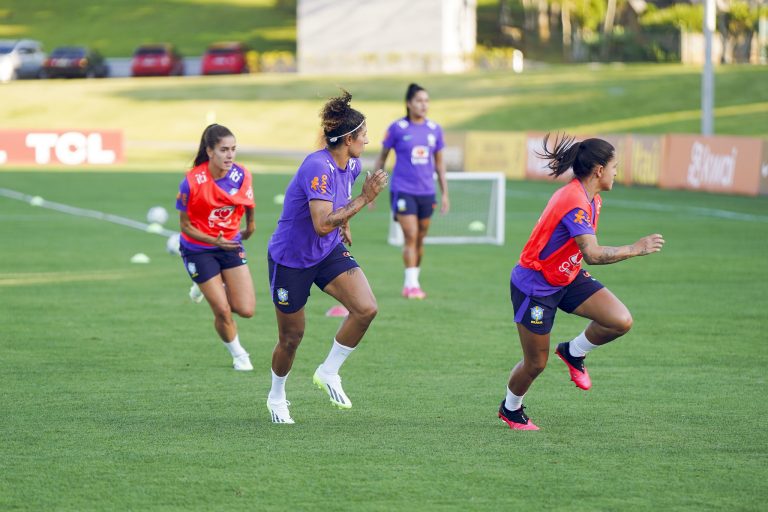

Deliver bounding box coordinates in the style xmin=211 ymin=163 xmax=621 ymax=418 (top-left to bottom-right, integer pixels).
xmin=0 ymin=39 xmax=46 ymax=83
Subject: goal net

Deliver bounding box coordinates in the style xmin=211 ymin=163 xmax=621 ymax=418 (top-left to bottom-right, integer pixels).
xmin=388 ymin=172 xmax=505 ymax=246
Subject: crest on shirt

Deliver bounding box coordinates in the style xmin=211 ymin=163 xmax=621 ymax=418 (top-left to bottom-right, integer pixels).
xmin=277 ymin=288 xmax=289 ymax=305
xmin=208 ymin=205 xmax=235 ymax=228
xmin=427 ymin=134 xmax=436 ymax=147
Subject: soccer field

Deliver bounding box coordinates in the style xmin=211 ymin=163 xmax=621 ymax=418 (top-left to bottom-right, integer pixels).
xmin=1 ymin=171 xmax=767 ymax=511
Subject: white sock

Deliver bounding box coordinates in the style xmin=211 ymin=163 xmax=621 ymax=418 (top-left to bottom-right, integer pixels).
xmin=569 ymin=331 xmax=598 ymax=358
xmin=223 ymin=334 xmax=247 ymax=357
xmin=505 ymin=388 xmax=524 ymax=411
xmin=268 ymin=370 xmax=289 ymax=402
xmin=319 ymin=339 xmax=354 ymax=375
xmin=404 ymin=267 xmax=419 ymax=288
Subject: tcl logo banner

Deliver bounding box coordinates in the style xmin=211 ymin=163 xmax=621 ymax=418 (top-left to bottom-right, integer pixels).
xmin=0 ymin=130 xmax=123 ymax=166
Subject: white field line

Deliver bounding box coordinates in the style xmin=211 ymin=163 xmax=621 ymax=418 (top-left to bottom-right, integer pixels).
xmin=506 ymin=189 xmax=768 ymax=223
xmin=0 ymin=188 xmax=178 ymax=237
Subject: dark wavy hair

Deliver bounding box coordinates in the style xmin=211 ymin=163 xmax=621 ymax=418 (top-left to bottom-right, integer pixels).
xmin=405 ymin=82 xmax=426 ymax=119
xmin=320 ymin=90 xmax=365 ymax=148
xmin=193 ymin=123 xmax=234 ymax=167
xmin=536 ymin=133 xmax=615 ymax=179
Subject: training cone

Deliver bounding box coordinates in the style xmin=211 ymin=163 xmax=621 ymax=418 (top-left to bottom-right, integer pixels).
xmin=325 ymin=305 xmax=349 ymax=317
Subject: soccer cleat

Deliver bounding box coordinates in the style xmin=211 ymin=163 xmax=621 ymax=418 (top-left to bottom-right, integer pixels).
xmin=267 ymin=399 xmax=295 ymax=424
xmin=403 ymin=287 xmax=427 ymax=300
xmin=189 ymin=283 xmax=204 ymax=303
xmin=498 ymin=401 xmax=539 ymax=430
xmin=313 ymin=367 xmax=352 ymax=409
xmin=232 ymin=352 xmax=253 ymax=371
xmin=555 ymin=342 xmax=592 ymax=390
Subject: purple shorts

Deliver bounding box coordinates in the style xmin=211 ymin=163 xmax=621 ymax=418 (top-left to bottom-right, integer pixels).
xmin=390 ymin=191 xmax=436 ymax=220
xmin=181 ymin=246 xmax=247 ymax=284
xmin=511 ymin=270 xmax=604 ymax=335
xmin=268 ymin=243 xmax=360 ymax=314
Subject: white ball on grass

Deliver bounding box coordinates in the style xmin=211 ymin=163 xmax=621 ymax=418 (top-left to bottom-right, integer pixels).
xmin=146 ymin=206 xmax=169 ymax=225
xmin=273 ymin=194 xmax=285 ymax=205
xmin=29 ymin=196 xmax=44 ymax=206
xmin=166 ymin=233 xmax=181 ymax=256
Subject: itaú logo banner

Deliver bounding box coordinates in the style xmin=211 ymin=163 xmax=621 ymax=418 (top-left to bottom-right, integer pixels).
xmin=0 ymin=130 xmax=123 ymax=166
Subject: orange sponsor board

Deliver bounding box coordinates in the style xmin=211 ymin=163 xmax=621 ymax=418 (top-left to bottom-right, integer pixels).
xmin=464 ymin=131 xmax=526 ymax=178
xmin=760 ymin=140 xmax=768 ymax=196
xmin=0 ymin=130 xmax=124 ymax=166
xmin=660 ymin=135 xmax=763 ymax=196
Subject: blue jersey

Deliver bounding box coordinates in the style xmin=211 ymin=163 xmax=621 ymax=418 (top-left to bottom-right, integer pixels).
xmin=382 ymin=117 xmax=444 ymax=195
xmin=268 ymin=148 xmax=361 ymax=268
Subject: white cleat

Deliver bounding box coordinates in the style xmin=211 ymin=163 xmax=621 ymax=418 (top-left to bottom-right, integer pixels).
xmin=313 ymin=367 xmax=352 ymax=409
xmin=267 ymin=399 xmax=295 ymax=424
xmin=233 ymin=352 xmax=253 ymax=371
xmin=189 ymin=283 xmax=204 ymax=303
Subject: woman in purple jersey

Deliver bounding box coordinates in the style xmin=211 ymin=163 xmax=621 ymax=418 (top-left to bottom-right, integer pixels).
xmin=175 ymin=123 xmax=256 ymax=372
xmin=498 ymin=134 xmax=664 ymax=430
xmin=374 ymin=83 xmax=449 ymax=299
xmin=265 ymin=91 xmax=389 ymax=424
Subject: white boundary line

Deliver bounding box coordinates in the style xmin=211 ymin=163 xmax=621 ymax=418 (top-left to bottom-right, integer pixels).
xmin=0 ymin=188 xmax=178 ymax=237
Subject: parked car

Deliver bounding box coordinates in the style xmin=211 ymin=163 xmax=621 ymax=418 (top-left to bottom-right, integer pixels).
xmin=43 ymin=46 xmax=109 ymax=79
xmin=131 ymin=44 xmax=184 ymax=77
xmin=0 ymin=39 xmax=45 ymax=82
xmin=201 ymin=42 xmax=249 ymax=75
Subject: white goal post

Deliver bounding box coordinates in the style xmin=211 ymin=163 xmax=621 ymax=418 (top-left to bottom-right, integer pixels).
xmin=387 ymin=172 xmax=506 ymax=246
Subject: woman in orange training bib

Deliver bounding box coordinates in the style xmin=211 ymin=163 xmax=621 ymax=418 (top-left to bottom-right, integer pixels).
xmin=498 ymin=134 xmax=664 ymax=430
xmin=175 ymin=123 xmax=256 ymax=371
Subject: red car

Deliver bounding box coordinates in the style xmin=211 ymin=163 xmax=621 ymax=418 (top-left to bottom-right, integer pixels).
xmin=131 ymin=44 xmax=184 ymax=77
xmin=201 ymin=42 xmax=249 ymax=75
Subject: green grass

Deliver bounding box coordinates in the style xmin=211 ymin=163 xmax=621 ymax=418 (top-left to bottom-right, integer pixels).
xmin=0 ymin=65 xmax=766 ymax=170
xmin=1 ymin=171 xmax=767 ymax=510
xmin=0 ymin=0 xmax=296 ymax=56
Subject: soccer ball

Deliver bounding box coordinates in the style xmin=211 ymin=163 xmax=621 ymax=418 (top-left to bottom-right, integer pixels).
xmin=147 ymin=206 xmax=169 ymax=225
xmin=166 ymin=233 xmax=181 ymax=256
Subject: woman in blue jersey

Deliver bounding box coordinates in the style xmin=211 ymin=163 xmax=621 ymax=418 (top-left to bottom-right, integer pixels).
xmin=265 ymin=91 xmax=389 ymax=424
xmin=498 ymin=134 xmax=664 ymax=430
xmin=374 ymin=83 xmax=449 ymax=299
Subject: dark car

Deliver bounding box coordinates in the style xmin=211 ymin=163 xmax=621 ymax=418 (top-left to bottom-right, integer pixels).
xmin=201 ymin=42 xmax=249 ymax=75
xmin=43 ymin=46 xmax=109 ymax=79
xmin=131 ymin=44 xmax=184 ymax=77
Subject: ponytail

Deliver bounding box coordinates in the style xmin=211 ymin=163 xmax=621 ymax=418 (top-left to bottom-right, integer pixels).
xmin=320 ymin=89 xmax=365 ymax=148
xmin=537 ymin=133 xmax=615 ymax=179
xmin=193 ymin=123 xmax=234 ymax=167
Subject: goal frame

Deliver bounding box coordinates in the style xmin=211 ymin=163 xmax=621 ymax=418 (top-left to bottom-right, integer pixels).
xmin=387 ymin=172 xmax=506 ymax=246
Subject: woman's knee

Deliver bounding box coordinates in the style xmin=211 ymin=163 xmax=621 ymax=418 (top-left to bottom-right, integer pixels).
xmin=612 ymin=312 xmax=633 ymax=336
xmin=524 ymin=356 xmax=548 ymax=377
xmin=279 ymin=329 xmax=304 ymax=353
xmin=211 ymin=303 xmax=233 ymax=323
xmin=232 ymin=301 xmax=255 ymax=319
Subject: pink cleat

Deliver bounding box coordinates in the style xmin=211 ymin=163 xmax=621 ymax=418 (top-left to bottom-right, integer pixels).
xmin=404 ymin=287 xmax=427 ymax=300
xmin=555 ymin=342 xmax=592 ymax=390
xmin=498 ymin=401 xmax=539 ymax=431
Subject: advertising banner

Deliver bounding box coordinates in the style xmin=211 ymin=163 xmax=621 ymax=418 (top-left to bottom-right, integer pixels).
xmin=464 ymin=131 xmax=526 ymax=178
xmin=625 ymin=134 xmax=664 ymax=187
xmin=660 ymin=135 xmax=762 ymax=196
xmin=0 ymin=130 xmax=124 ymax=166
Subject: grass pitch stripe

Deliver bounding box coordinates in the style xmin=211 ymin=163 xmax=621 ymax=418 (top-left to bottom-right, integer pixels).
xmin=0 ymin=187 xmax=178 ymax=237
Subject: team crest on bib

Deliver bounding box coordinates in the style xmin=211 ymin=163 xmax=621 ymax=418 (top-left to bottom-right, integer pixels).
xmin=530 ymin=306 xmax=544 ymax=324
xmin=277 ymin=288 xmax=289 ymax=305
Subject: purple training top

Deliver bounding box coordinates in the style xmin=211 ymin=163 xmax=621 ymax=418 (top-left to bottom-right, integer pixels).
xmin=511 ymin=203 xmax=597 ymax=297
xmin=383 ymin=117 xmax=444 ymax=195
xmin=268 ymin=148 xmax=361 ymax=268
xmin=175 ymin=164 xmax=247 ymax=252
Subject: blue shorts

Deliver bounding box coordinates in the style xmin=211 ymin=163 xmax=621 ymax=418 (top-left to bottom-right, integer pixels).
xmin=268 ymin=243 xmax=360 ymax=314
xmin=181 ymin=246 xmax=247 ymax=284
xmin=511 ymin=270 xmax=605 ymax=335
xmin=390 ymin=191 xmax=436 ymax=221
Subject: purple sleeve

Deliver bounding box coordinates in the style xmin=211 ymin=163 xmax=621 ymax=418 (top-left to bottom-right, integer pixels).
xmin=175 ymin=177 xmax=190 ymax=211
xmin=563 ymin=207 xmax=596 ymax=237
xmin=382 ymin=124 xmax=396 ymax=149
xmin=301 ymin=159 xmax=334 ymax=202
xmin=435 ymin=125 xmax=445 ymax=152
xmin=352 ymin=158 xmax=362 ymax=180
